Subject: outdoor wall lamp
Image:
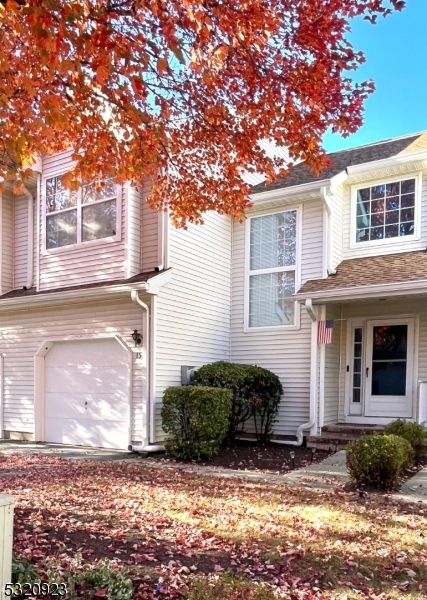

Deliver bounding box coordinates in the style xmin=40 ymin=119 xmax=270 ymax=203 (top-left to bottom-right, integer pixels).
xmin=131 ymin=329 xmax=142 ymax=347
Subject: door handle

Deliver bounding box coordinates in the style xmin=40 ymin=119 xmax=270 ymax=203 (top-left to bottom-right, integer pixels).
xmin=366 ymin=367 xmax=369 ymax=378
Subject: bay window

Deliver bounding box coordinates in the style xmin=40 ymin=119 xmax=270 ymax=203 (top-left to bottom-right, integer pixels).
xmin=247 ymin=209 xmax=298 ymax=329
xmin=45 ymin=174 xmax=119 ymax=250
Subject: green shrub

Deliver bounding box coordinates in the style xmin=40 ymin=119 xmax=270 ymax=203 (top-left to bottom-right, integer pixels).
xmin=65 ymin=559 xmax=133 ymax=599
xmin=384 ymin=419 xmax=426 ymax=460
xmin=347 ymin=433 xmax=414 ymax=489
xmin=11 ymin=555 xmax=40 ymax=593
xmin=161 ymin=386 xmax=232 ymax=460
xmin=43 ymin=556 xmax=133 ymax=600
xmin=192 ymin=361 xmax=283 ymax=444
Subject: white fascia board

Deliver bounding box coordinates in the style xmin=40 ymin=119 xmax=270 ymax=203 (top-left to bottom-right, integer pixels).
xmin=295 ymin=279 xmax=427 ymax=304
xmin=249 ymin=179 xmax=331 ymax=203
xmin=346 ymin=151 xmax=427 ymax=176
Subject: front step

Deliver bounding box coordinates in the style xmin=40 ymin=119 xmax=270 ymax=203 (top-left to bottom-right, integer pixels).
xmin=307 ymin=424 xmax=385 ymax=452
xmin=322 ymin=424 xmax=385 ymax=436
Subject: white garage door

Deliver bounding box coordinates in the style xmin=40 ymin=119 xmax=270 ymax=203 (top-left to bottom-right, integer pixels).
xmin=45 ymin=339 xmax=130 ymax=450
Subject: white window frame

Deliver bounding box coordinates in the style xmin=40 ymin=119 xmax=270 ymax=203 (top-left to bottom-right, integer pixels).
xmin=349 ymin=172 xmax=422 ymax=250
xmin=244 ymin=205 xmax=302 ymax=333
xmin=42 ymin=169 xmax=122 ymax=254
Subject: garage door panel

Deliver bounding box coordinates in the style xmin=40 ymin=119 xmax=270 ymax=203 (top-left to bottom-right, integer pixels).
xmin=46 ymin=339 xmax=129 ymax=367
xmin=45 ymin=417 xmax=129 ymax=449
xmin=45 ymin=393 xmax=128 ymax=421
xmin=44 ymin=339 xmax=130 ymax=450
xmin=45 ymin=366 xmax=129 ymax=395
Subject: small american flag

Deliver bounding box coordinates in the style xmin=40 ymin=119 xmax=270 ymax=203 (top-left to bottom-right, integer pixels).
xmin=317 ymin=320 xmax=334 ymax=345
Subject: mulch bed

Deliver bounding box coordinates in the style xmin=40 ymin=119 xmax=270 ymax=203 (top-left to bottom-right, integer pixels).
xmin=147 ymin=440 xmax=329 ymax=475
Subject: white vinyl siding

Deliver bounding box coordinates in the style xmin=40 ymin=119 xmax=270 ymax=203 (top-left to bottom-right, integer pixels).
xmin=342 ymin=170 xmax=427 ymax=259
xmin=13 ymin=194 xmax=29 ymax=289
xmin=323 ymin=304 xmax=342 ymax=426
xmin=141 ymin=181 xmax=160 ymax=272
xmin=1 ymin=189 xmax=13 ymax=295
xmin=39 ymin=152 xmax=127 ymax=291
xmin=126 ymin=183 xmax=142 ymax=277
xmin=300 ymin=200 xmax=324 ymax=283
xmin=0 ymin=298 xmax=147 ymax=443
xmin=154 ymin=212 xmax=232 ymax=441
xmin=231 ymin=198 xmax=324 ymax=437
xmin=327 ymin=184 xmax=344 ymax=271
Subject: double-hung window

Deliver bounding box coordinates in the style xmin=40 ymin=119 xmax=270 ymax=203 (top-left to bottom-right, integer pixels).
xmin=45 ymin=174 xmax=119 ymax=250
xmin=353 ymin=175 xmax=420 ymax=245
xmin=247 ymin=209 xmax=298 ymax=329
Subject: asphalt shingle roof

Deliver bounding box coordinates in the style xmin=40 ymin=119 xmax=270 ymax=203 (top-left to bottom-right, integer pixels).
xmin=297 ymin=251 xmax=427 ymax=296
xmin=251 ymin=132 xmax=427 ymax=194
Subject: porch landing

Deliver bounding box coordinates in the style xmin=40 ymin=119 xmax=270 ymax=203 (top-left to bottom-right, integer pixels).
xmin=307 ymin=424 xmax=385 ymax=452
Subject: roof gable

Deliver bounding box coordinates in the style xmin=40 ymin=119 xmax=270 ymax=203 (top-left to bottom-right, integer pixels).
xmin=251 ymin=132 xmax=427 ymax=195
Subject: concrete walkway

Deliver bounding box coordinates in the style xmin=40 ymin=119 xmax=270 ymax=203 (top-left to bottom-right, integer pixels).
xmin=0 ymin=440 xmax=137 ymax=461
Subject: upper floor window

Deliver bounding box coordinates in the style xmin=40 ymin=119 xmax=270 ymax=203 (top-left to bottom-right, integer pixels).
xmin=247 ymin=209 xmax=298 ymax=329
xmin=354 ymin=176 xmax=418 ymax=244
xmin=45 ymin=174 xmax=119 ymax=250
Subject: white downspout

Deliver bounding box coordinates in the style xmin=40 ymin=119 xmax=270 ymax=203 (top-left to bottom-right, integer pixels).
xmin=271 ymin=300 xmax=318 ymax=446
xmin=130 ymin=290 xmax=163 ymax=452
xmin=22 ymin=185 xmax=34 ymax=289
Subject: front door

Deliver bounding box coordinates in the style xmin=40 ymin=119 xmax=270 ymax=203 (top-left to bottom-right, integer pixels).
xmin=348 ymin=318 xmax=416 ymax=419
xmin=364 ymin=319 xmax=415 ymax=418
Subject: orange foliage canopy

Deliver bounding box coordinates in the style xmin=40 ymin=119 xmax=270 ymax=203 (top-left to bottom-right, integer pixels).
xmin=0 ymin=0 xmax=404 ymax=224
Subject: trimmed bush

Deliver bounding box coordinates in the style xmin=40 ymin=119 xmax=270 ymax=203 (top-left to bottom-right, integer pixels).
xmin=191 ymin=361 xmax=283 ymax=444
xmin=384 ymin=419 xmax=426 ymax=461
xmin=347 ymin=433 xmax=414 ymax=489
xmin=161 ymin=385 xmax=232 ymax=460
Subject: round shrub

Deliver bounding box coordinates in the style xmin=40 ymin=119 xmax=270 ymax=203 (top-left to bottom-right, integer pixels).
xmin=161 ymin=385 xmax=232 ymax=460
xmin=346 ymin=433 xmax=414 ymax=489
xmin=384 ymin=419 xmax=426 ymax=460
xmin=191 ymin=361 xmax=283 ymax=444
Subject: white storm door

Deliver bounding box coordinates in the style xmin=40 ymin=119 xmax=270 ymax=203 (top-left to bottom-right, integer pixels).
xmin=364 ymin=319 xmax=415 ymax=418
xmin=45 ymin=339 xmax=131 ymax=450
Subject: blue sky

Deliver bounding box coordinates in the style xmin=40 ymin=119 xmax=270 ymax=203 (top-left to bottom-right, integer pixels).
xmin=323 ymin=0 xmax=427 ymax=153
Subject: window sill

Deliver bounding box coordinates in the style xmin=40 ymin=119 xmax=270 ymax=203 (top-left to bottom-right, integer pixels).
xmin=42 ymin=234 xmax=121 ymax=256
xmin=349 ymin=233 xmax=419 ymax=251
xmin=243 ymin=323 xmax=301 ymax=334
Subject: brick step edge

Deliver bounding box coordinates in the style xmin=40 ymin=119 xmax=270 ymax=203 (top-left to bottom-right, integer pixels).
xmin=322 ymin=426 xmax=384 ymax=436
xmin=307 ymin=439 xmax=350 ymax=451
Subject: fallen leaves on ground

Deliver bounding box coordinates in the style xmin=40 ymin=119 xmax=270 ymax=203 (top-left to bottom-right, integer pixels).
xmin=1 ymin=452 xmax=426 ymax=599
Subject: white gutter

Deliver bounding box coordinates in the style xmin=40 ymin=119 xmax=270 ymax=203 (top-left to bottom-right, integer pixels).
xmin=250 ymin=179 xmax=330 ymax=203
xmin=0 ymin=269 xmax=172 ymax=312
xmin=271 ymin=302 xmax=318 ymax=446
xmin=295 ymin=277 xmax=427 ymax=303
xmin=22 ymin=185 xmax=34 ymax=289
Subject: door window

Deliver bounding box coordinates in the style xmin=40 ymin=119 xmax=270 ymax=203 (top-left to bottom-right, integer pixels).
xmin=352 ymin=327 xmax=363 ymax=404
xmin=371 ymin=325 xmax=408 ymax=396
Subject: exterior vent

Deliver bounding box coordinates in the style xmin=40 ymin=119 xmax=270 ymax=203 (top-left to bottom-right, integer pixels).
xmin=0 ymin=494 xmax=14 ymax=598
